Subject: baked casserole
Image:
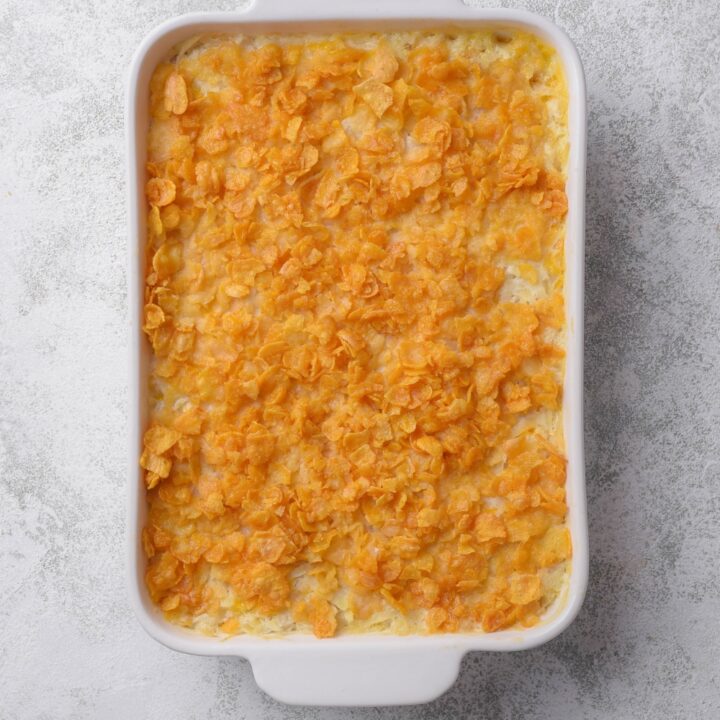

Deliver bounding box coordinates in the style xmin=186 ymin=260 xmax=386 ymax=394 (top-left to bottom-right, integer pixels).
xmin=140 ymin=29 xmax=571 ymax=639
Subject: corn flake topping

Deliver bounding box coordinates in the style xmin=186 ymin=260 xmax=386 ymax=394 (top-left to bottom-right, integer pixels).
xmin=142 ymin=30 xmax=571 ymax=638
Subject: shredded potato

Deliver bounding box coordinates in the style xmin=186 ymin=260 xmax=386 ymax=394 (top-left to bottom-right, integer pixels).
xmin=142 ymin=30 xmax=571 ymax=638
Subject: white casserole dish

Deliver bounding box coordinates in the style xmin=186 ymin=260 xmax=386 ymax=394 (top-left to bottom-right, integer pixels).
xmin=127 ymin=0 xmax=588 ymax=706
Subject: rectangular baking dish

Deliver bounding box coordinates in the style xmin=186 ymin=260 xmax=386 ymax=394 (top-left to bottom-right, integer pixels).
xmin=127 ymin=0 xmax=588 ymax=706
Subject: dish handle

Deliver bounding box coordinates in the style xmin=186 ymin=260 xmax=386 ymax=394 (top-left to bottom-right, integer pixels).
xmin=248 ymin=645 xmax=464 ymax=706
xmin=244 ymin=0 xmax=469 ymax=18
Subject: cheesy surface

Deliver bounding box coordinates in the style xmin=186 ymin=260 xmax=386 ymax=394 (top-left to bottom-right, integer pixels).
xmin=141 ymin=30 xmax=571 ymax=638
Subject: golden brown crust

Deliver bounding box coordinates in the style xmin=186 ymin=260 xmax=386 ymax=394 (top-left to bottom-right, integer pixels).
xmin=142 ymin=30 xmax=571 ymax=638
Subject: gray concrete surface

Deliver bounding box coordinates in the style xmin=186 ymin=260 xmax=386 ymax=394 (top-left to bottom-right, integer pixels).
xmin=1 ymin=0 xmax=719 ymax=717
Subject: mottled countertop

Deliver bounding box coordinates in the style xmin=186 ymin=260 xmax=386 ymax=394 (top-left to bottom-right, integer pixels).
xmin=1 ymin=0 xmax=719 ymax=717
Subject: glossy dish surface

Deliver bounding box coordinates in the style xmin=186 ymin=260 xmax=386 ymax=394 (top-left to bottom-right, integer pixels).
xmin=128 ymin=1 xmax=587 ymax=705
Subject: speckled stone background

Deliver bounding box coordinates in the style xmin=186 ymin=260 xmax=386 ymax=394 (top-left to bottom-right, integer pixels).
xmin=1 ymin=0 xmax=719 ymax=717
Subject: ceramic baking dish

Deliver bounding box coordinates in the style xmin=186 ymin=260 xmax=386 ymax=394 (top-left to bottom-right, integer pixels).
xmin=127 ymin=0 xmax=588 ymax=706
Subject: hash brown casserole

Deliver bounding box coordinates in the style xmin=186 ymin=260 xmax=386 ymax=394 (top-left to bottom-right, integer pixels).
xmin=141 ymin=30 xmax=571 ymax=638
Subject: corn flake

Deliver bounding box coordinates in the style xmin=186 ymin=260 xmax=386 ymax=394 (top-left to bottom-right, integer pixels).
xmin=363 ymin=43 xmax=399 ymax=83
xmin=164 ymin=73 xmax=188 ymax=115
xmin=353 ymin=78 xmax=394 ymax=118
xmin=146 ymin=178 xmax=176 ymax=207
